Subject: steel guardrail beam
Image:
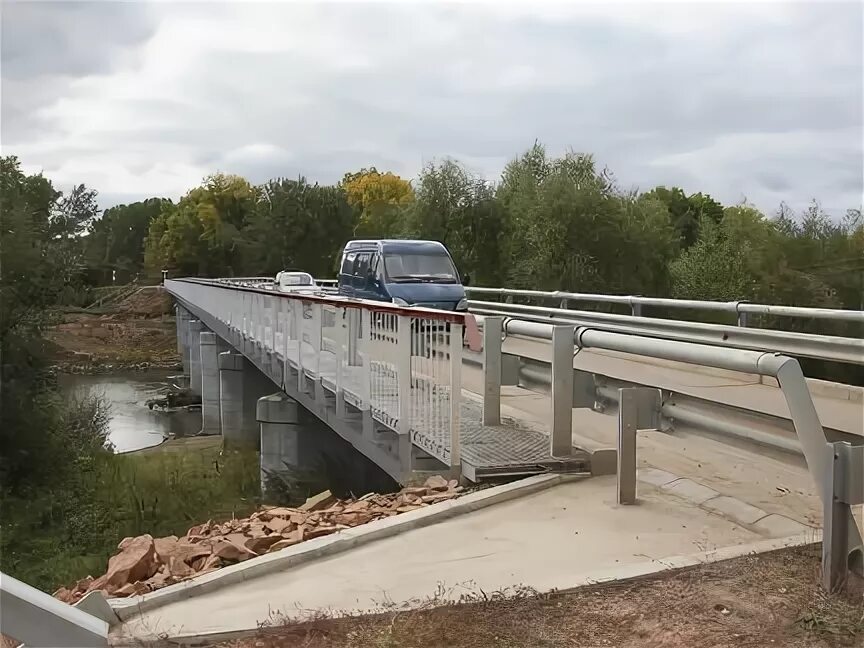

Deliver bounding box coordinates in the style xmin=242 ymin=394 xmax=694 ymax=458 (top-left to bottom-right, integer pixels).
xmin=469 ymin=301 xmax=864 ymax=365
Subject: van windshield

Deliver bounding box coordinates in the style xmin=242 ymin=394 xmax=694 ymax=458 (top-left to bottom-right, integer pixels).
xmin=384 ymin=253 xmax=458 ymax=283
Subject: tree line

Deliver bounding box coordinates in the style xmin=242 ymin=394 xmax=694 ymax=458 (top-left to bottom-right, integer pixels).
xmin=91 ymin=145 xmax=864 ymax=315
xmin=3 ymin=144 xmax=863 ymax=338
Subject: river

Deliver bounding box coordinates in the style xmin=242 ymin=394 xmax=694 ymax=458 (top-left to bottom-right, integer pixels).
xmin=58 ymin=370 xmax=200 ymax=453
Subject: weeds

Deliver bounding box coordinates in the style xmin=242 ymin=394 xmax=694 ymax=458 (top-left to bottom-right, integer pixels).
xmin=0 ymin=437 xmax=260 ymax=592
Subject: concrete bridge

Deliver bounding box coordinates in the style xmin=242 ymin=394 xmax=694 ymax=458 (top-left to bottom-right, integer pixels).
xmin=3 ymin=277 xmax=862 ymax=646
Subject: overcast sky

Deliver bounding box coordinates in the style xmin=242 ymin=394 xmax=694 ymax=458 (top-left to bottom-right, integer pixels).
xmin=2 ymin=0 xmax=862 ymax=215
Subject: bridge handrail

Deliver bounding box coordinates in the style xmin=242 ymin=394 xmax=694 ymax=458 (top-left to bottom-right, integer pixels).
xmin=468 ymin=300 xmax=864 ymax=365
xmin=166 ymin=278 xmax=465 ymax=470
xmin=173 ymin=277 xmax=466 ymax=322
xmin=465 ymin=286 xmax=864 ymax=326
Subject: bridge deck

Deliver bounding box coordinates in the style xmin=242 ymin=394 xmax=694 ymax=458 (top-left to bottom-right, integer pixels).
xmin=285 ymin=340 xmax=589 ymax=479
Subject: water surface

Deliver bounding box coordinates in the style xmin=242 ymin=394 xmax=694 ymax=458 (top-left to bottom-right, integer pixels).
xmin=58 ymin=370 xmax=199 ymax=453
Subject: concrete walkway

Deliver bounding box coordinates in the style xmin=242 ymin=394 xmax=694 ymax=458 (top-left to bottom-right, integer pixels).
xmin=461 ymin=363 xmax=824 ymax=528
xmin=114 ymin=476 xmax=813 ymax=644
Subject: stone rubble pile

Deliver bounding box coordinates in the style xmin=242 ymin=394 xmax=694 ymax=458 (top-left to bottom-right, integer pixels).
xmin=53 ymin=476 xmax=461 ymax=603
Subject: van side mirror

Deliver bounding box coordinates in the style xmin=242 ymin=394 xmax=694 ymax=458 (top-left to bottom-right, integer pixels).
xmin=366 ymin=268 xmax=376 ymax=286
xmin=462 ymin=273 xmax=471 ymax=286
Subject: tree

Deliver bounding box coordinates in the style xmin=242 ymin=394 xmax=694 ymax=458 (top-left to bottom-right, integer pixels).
xmin=85 ymin=198 xmax=172 ymax=284
xmin=144 ymin=174 xmax=257 ymax=278
xmin=340 ymin=168 xmax=413 ymax=237
xmin=644 ymin=186 xmax=724 ymax=247
xmin=241 ymin=177 xmax=355 ymax=278
xmin=0 ymin=157 xmax=108 ymax=493
xmin=405 ymin=159 xmax=503 ymax=285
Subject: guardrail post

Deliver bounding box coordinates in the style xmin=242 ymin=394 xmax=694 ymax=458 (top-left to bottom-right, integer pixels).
xmin=397 ymin=315 xmax=412 ymax=435
xmin=822 ymin=441 xmax=864 ymax=591
xmin=335 ymin=306 xmax=346 ymax=418
xmin=618 ymin=388 xmax=638 ymax=504
xmin=294 ymin=300 xmax=305 ymax=392
xmin=551 ymin=324 xmax=576 ymax=456
xmin=617 ymin=387 xmax=663 ymax=505
xmin=449 ymin=321 xmax=463 ymax=467
xmin=737 ymin=309 xmax=750 ymax=327
xmin=482 ymin=316 xmax=503 ymax=425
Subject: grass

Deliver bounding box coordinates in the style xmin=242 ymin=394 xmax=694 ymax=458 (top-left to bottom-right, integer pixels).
xmin=1 ymin=438 xmax=260 ymax=592
xmin=214 ymin=544 xmax=863 ymax=648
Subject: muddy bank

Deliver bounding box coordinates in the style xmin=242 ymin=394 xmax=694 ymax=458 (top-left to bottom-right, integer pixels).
xmin=47 ymin=286 xmax=180 ymax=373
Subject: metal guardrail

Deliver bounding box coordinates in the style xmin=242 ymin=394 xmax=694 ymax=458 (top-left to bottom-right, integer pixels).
xmin=468 ymin=301 xmax=864 ymax=365
xmin=466 ymin=286 xmax=864 ymax=327
xmin=0 ymin=571 xmax=109 ymax=647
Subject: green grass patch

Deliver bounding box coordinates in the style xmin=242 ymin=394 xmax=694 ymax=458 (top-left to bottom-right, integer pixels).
xmin=1 ymin=439 xmax=260 ymax=592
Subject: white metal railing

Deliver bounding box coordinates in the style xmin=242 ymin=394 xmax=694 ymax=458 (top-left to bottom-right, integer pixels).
xmin=166 ymin=279 xmax=464 ymax=467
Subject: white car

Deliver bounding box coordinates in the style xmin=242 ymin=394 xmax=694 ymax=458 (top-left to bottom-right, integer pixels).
xmin=274 ymin=271 xmax=317 ymax=293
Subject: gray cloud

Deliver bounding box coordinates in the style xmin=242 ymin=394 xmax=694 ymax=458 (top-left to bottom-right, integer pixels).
xmin=2 ymin=1 xmax=861 ymax=217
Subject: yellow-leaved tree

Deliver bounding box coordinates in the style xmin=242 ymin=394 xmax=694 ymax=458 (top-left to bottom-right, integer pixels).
xmin=340 ymin=167 xmax=413 ymax=237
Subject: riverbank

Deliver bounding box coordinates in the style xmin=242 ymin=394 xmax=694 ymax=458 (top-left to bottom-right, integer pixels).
xmin=46 ymin=286 xmax=181 ymax=373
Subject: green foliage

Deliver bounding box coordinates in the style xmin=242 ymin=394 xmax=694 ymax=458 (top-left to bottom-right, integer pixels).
xmin=644 ymin=186 xmax=724 ymax=247
xmin=405 ymin=160 xmax=504 ymax=285
xmin=143 ymin=173 xmax=258 ymax=278
xmin=1 ymin=435 xmax=259 ymax=592
xmin=242 ymin=177 xmax=355 ymax=278
xmin=85 ymin=198 xmax=171 ymax=284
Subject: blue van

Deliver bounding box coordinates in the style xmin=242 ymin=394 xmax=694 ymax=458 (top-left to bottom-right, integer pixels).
xmin=337 ymin=240 xmax=468 ymax=311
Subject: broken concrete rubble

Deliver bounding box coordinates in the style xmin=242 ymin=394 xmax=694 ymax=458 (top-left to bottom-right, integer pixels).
xmin=53 ymin=475 xmax=464 ymax=604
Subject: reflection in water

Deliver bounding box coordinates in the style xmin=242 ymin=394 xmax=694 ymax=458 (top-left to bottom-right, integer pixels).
xmin=58 ymin=370 xmax=200 ymax=453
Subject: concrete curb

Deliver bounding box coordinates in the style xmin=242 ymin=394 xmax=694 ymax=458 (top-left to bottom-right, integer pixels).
xmin=110 ymin=472 xmax=575 ymax=622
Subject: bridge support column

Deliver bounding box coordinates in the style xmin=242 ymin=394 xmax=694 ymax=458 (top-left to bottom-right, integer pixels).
xmin=219 ymin=351 xmax=261 ymax=446
xmin=200 ymin=332 xmax=228 ymax=436
xmin=257 ymin=393 xmax=302 ymax=496
xmin=188 ymin=319 xmax=203 ymax=396
xmin=175 ymin=305 xmax=192 ymax=375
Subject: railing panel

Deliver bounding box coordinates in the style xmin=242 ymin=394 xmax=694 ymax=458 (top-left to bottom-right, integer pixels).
xmin=164 ymin=279 xmax=465 ymax=468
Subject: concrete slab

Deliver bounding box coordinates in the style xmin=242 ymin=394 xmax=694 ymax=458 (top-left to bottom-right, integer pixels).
xmin=637 ymin=467 xmax=678 ymax=487
xmin=116 ymin=476 xmax=800 ymax=643
xmin=662 ymin=478 xmax=721 ymax=505
xmin=753 ymin=514 xmax=814 ymax=538
xmin=702 ymin=496 xmax=767 ymax=526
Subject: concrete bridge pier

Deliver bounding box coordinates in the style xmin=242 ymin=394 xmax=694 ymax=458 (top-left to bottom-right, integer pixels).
xmin=257 ymin=393 xmax=305 ymax=495
xmin=175 ymin=305 xmax=192 ymax=375
xmin=199 ymin=332 xmax=229 ymax=436
xmin=219 ymin=351 xmax=271 ymax=447
xmin=187 ymin=319 xmax=203 ymax=397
